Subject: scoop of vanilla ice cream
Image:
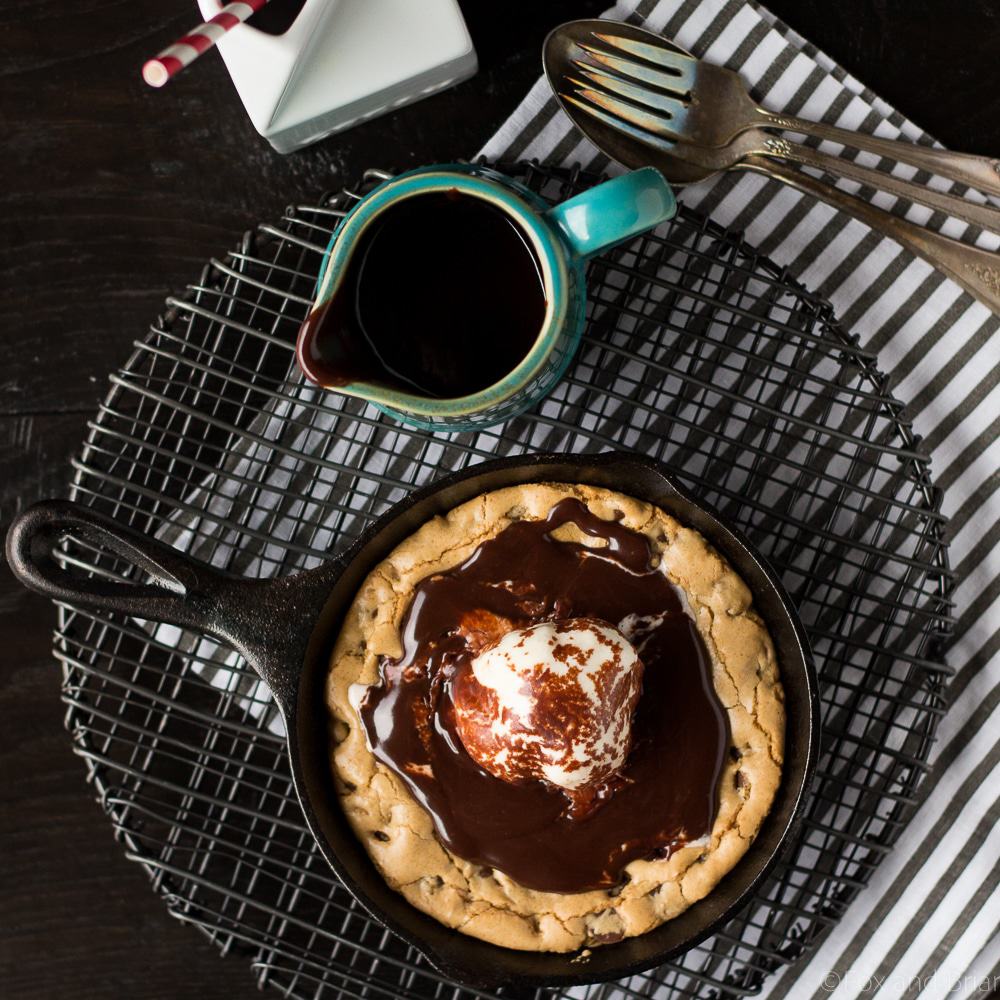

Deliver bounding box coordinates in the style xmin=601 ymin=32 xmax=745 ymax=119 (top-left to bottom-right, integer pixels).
xmin=451 ymin=618 xmax=643 ymax=793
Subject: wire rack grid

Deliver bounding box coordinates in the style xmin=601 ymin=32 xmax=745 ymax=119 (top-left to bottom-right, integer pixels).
xmin=53 ymin=162 xmax=952 ymax=1000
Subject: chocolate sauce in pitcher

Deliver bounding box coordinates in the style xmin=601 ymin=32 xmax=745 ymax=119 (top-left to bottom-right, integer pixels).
xmin=297 ymin=191 xmax=548 ymax=398
xmin=357 ymin=499 xmax=731 ymax=894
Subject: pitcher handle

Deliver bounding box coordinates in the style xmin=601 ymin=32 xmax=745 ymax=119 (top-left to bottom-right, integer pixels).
xmin=544 ymin=166 xmax=676 ymax=260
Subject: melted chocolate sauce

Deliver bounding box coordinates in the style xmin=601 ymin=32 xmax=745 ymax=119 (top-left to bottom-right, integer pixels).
xmin=297 ymin=191 xmax=547 ymax=398
xmin=358 ymin=499 xmax=730 ymax=893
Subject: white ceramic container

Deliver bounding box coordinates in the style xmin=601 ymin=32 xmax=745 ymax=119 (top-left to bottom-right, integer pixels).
xmin=197 ymin=0 xmax=478 ymax=153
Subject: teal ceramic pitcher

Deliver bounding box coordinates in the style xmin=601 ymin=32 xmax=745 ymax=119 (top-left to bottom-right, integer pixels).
xmin=296 ymin=163 xmax=676 ymax=431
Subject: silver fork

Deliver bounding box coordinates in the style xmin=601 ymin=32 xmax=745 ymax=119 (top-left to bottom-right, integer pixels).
xmin=567 ymin=71 xmax=1000 ymax=233
xmin=563 ymin=32 xmax=1000 ymax=233
xmin=544 ymin=20 xmax=1000 ymax=314
xmin=577 ymin=29 xmax=1000 ymax=199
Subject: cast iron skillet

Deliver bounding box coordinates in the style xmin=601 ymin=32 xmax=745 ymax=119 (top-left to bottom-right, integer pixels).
xmin=6 ymin=451 xmax=819 ymax=989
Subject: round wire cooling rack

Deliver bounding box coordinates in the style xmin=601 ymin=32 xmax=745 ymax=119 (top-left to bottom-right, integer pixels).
xmin=54 ymin=162 xmax=953 ymax=1000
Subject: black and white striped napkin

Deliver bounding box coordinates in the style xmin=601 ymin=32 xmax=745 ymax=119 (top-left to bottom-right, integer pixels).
xmin=481 ymin=1 xmax=999 ymax=997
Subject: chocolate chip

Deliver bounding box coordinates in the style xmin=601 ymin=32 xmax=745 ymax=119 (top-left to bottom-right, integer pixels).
xmin=734 ymin=770 xmax=748 ymax=790
xmin=729 ymin=746 xmax=741 ymax=762
xmin=371 ymin=830 xmax=390 ymax=842
xmin=590 ymin=931 xmax=624 ymax=945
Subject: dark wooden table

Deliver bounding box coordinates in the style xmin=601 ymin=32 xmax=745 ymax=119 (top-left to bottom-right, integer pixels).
xmin=2 ymin=2 xmax=998 ymax=997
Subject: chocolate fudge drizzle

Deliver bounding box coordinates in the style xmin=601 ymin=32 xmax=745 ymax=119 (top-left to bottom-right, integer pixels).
xmin=357 ymin=499 xmax=730 ymax=893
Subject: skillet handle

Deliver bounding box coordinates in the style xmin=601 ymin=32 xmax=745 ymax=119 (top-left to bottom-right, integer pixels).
xmin=7 ymin=499 xmax=248 ymax=638
xmin=6 ymin=499 xmax=346 ymax=718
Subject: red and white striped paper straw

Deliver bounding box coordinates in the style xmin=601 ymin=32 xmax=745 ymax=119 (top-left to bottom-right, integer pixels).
xmin=142 ymin=0 xmax=270 ymax=88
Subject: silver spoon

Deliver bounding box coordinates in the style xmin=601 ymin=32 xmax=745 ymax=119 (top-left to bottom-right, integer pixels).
xmin=544 ymin=20 xmax=1000 ymax=314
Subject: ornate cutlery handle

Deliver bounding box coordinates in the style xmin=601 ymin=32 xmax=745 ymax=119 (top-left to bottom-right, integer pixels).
xmin=751 ymin=134 xmax=1000 ymax=234
xmin=737 ymin=154 xmax=1000 ymax=315
xmin=757 ymin=112 xmax=1000 ymax=199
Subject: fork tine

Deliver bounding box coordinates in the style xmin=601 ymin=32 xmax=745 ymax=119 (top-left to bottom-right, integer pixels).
xmin=592 ymin=32 xmax=697 ymax=81
xmin=562 ymin=91 xmax=678 ymax=153
xmin=567 ymin=84 xmax=681 ymax=140
xmin=570 ymin=62 xmax=690 ymax=122
xmin=581 ymin=38 xmax=695 ymax=93
xmin=577 ymin=45 xmax=694 ymax=99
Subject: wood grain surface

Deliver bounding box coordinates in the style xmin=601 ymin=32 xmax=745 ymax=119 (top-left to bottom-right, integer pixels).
xmin=1 ymin=1 xmax=998 ymax=997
